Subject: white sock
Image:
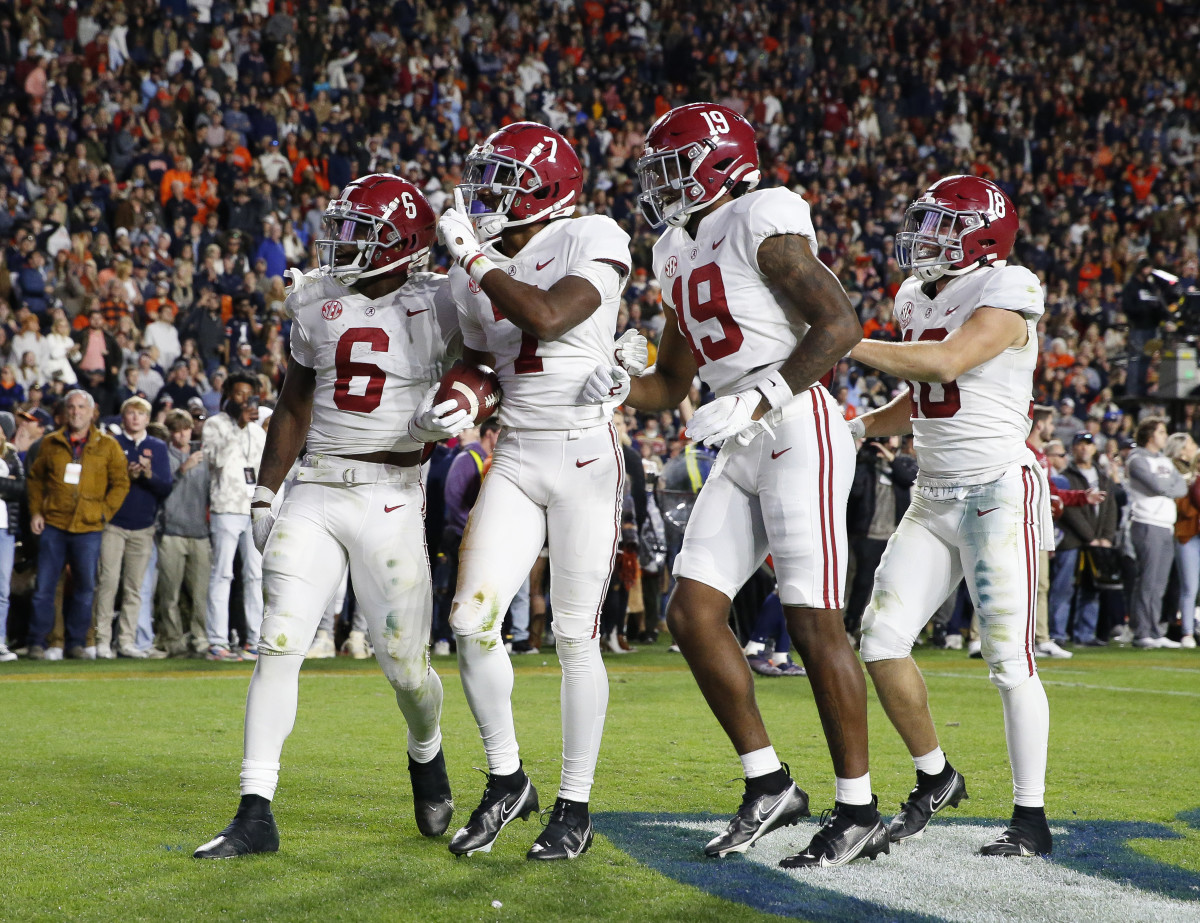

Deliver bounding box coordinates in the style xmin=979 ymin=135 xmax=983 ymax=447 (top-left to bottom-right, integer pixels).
xmin=740 ymin=746 xmax=782 ymax=779
xmin=456 ymin=629 xmax=521 ymax=776
xmin=999 ymin=675 xmax=1049 ymax=807
xmin=835 ymin=772 xmax=872 ymax=806
xmin=770 ymin=651 xmax=788 ymax=666
xmin=913 ymin=746 xmax=946 ymax=776
xmin=396 ymin=666 xmax=444 ymax=763
xmin=744 ymin=640 xmax=766 ymax=656
xmin=240 ymin=654 xmax=304 ymax=799
xmin=557 ymin=637 xmax=608 ymax=802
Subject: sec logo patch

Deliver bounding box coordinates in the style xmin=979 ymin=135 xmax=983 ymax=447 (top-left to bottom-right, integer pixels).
xmin=664 ymin=256 xmax=678 ymax=278
xmin=897 ymin=301 xmax=913 ymax=325
xmin=468 ymin=278 xmax=481 ymax=294
xmin=322 ymin=300 xmax=343 ymax=320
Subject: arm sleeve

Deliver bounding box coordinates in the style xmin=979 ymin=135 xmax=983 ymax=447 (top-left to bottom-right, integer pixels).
xmin=103 ymin=441 xmax=132 ymax=521
xmin=144 ymin=440 xmax=174 ymax=500
xmin=289 ymin=311 xmax=316 ymax=368
xmin=202 ymin=417 xmax=227 ymax=468
xmin=1127 ymin=454 xmax=1173 ymax=496
xmin=453 ymin=269 xmax=489 ymax=353
xmin=0 ymin=450 xmax=24 ymax=502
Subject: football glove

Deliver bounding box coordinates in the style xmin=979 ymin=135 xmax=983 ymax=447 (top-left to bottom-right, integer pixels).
xmin=614 ymin=329 xmax=649 ymax=375
xmin=438 ymin=190 xmax=496 ymax=283
xmin=686 ymin=390 xmax=774 ymax=448
xmin=408 ymin=385 xmax=472 ymax=443
xmin=251 ymin=506 xmax=275 ymax=554
xmin=581 ymin=364 xmax=631 ymax=405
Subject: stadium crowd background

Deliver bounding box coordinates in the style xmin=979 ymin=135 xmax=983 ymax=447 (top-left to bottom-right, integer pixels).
xmin=0 ymin=0 xmax=1198 ymax=659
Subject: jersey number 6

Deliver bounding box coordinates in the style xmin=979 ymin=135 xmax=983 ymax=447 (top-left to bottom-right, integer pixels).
xmin=334 ymin=327 xmax=389 ymax=412
xmin=903 ymin=327 xmax=961 ymax=418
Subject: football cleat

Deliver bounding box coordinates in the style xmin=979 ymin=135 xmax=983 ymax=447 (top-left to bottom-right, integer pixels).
xmin=527 ymin=797 xmax=593 ymax=861
xmin=887 ymin=767 xmax=969 ymax=843
xmin=306 ymin=629 xmax=336 ymax=659
xmin=747 ymin=654 xmax=783 ymax=676
xmin=779 ymin=797 xmax=890 ymax=868
xmin=979 ymin=810 xmax=1053 ymax=857
xmin=448 ymin=768 xmax=539 ymax=857
xmin=342 ymin=629 xmax=372 ymax=659
xmin=775 ymin=658 xmax=807 ymax=677
xmin=193 ymin=795 xmax=280 ymax=859
xmin=408 ymin=750 xmax=454 ymax=837
xmin=705 ymin=766 xmax=810 ymax=858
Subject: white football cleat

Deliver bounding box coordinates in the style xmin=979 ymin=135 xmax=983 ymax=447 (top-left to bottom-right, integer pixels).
xmin=342 ymin=629 xmax=372 ymax=659
xmin=306 ymin=629 xmax=336 ymax=660
xmin=1035 ymin=640 xmax=1073 ymax=660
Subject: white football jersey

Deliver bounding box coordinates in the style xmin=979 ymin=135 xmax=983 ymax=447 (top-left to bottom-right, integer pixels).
xmin=451 ymin=215 xmax=631 ymax=430
xmin=653 ymin=187 xmax=819 ymax=397
xmin=288 ymin=270 xmax=461 ymax=454
xmin=892 ymin=263 xmax=1044 ymax=482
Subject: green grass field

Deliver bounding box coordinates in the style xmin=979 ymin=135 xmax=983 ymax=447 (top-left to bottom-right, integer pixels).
xmin=3 ymin=643 xmax=1199 ymax=922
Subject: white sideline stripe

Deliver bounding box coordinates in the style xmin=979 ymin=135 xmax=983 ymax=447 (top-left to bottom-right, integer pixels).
xmin=670 ymin=819 xmax=1200 ymax=923
xmin=922 ymin=670 xmax=1200 ymax=698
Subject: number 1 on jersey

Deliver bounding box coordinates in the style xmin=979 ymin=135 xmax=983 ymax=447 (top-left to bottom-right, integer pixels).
xmin=672 ymin=263 xmax=744 ymax=367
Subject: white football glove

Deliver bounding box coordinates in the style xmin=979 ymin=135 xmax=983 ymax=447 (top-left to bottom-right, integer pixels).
xmin=251 ymin=506 xmax=275 ymax=554
xmin=438 ymin=188 xmax=496 ymax=280
xmin=614 ymin=329 xmax=649 ymax=375
xmin=581 ymin=364 xmax=631 ymax=405
xmin=686 ymin=390 xmax=774 ymax=448
xmin=408 ymin=385 xmax=472 ymax=443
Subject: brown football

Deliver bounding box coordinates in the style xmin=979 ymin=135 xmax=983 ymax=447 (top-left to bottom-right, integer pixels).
xmin=433 ymin=363 xmax=502 ymax=425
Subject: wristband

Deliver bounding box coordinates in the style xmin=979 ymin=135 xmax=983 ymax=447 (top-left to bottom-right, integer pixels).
xmin=463 ymin=252 xmax=498 ymax=284
xmin=252 ymin=485 xmax=276 ymax=506
xmin=847 ymin=417 xmax=866 ymax=440
xmin=753 ymin=370 xmax=793 ymax=411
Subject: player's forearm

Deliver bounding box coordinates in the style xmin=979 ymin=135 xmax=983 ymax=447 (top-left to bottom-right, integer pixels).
xmin=256 ymin=403 xmax=310 ymax=494
xmin=851 ymin=339 xmax=954 ymax=383
xmin=773 ymin=317 xmax=861 ymax=400
xmin=626 ymin=368 xmax=688 ymax=413
xmin=481 ymin=272 xmax=574 ymax=341
xmin=858 ymin=390 xmax=913 ymax=438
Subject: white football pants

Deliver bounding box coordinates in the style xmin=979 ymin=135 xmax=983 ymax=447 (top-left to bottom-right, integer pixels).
xmin=450 ymin=423 xmax=623 ymax=802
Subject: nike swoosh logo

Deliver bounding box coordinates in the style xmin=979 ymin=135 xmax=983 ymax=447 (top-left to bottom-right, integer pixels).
xmin=576 ymin=457 xmax=599 ymax=468
xmin=754 ymin=790 xmax=788 ymax=824
xmin=406 ymin=308 xmax=430 ymax=317
xmin=770 ymin=448 xmax=792 ymax=459
xmin=384 ymin=504 xmax=405 ymax=513
xmin=929 ymin=779 xmax=957 ymax=813
xmin=712 ymin=236 xmax=726 ymax=249
xmin=535 ymin=258 xmax=555 ymax=270
xmin=945 ymin=305 xmax=960 ymax=315
xmin=499 ymin=785 xmax=530 ymax=824
xmin=977 ymin=507 xmax=1000 ymax=517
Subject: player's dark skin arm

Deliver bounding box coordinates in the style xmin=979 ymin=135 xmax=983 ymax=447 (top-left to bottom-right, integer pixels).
xmin=477 ymin=221 xmax=602 ymax=342
xmin=665 ymin=231 xmax=869 ymax=780
xmin=751 ymin=233 xmax=863 ymax=413
xmin=249 ymin=361 xmax=314 ymax=508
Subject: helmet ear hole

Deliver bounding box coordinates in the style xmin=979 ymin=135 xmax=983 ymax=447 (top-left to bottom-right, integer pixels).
xmin=713 ymin=157 xmax=734 ymax=171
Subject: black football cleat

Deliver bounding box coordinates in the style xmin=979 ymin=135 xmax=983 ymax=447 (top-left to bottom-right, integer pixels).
xmin=448 ymin=767 xmax=539 ymax=857
xmin=193 ymin=795 xmax=280 ymax=859
xmin=887 ymin=766 xmax=969 ymax=843
xmin=705 ymin=765 xmax=811 ymax=858
xmin=527 ymin=797 xmax=594 ymax=861
xmin=779 ymin=797 xmax=890 ymax=868
xmin=980 ymin=808 xmax=1053 ymax=857
xmin=409 ymin=750 xmax=454 ymax=837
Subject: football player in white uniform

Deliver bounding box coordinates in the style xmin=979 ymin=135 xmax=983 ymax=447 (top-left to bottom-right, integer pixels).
xmin=416 ymin=122 xmax=640 ymax=861
xmin=849 ymin=175 xmax=1055 ymax=857
xmin=587 ymin=103 xmax=886 ymax=868
xmin=194 ymin=174 xmax=461 ymax=859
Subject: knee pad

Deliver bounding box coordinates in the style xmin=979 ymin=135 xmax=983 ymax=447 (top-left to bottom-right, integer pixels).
xmin=858 ymin=606 xmax=917 ymax=663
xmin=256 ymin=614 xmax=312 ymax=656
xmin=382 ymin=656 xmax=432 ymax=693
xmin=987 ymin=657 xmax=1036 ymax=692
xmin=555 ymin=634 xmax=599 ymax=663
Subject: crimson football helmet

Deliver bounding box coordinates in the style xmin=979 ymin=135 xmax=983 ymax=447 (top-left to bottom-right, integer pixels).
xmin=896 ymin=175 xmax=1019 ymax=282
xmin=637 ymin=102 xmax=762 ymax=229
xmin=317 ymin=173 xmax=435 ymax=283
xmin=458 ymin=122 xmax=583 ymax=239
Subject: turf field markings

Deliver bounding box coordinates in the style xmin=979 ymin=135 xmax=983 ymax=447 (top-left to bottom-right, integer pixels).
xmin=922 ymin=670 xmax=1200 ymax=698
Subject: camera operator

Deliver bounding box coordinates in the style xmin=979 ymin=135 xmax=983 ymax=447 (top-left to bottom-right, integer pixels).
xmin=1123 ymin=258 xmax=1173 ymax=397
xmin=844 ymin=435 xmax=918 ymax=639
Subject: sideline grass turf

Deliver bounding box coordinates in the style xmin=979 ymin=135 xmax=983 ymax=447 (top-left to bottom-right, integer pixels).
xmin=2 ymin=643 xmax=1198 ymax=922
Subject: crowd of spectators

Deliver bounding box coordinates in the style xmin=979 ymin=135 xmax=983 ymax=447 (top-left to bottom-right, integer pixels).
xmin=0 ymin=0 xmax=1198 ymax=661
